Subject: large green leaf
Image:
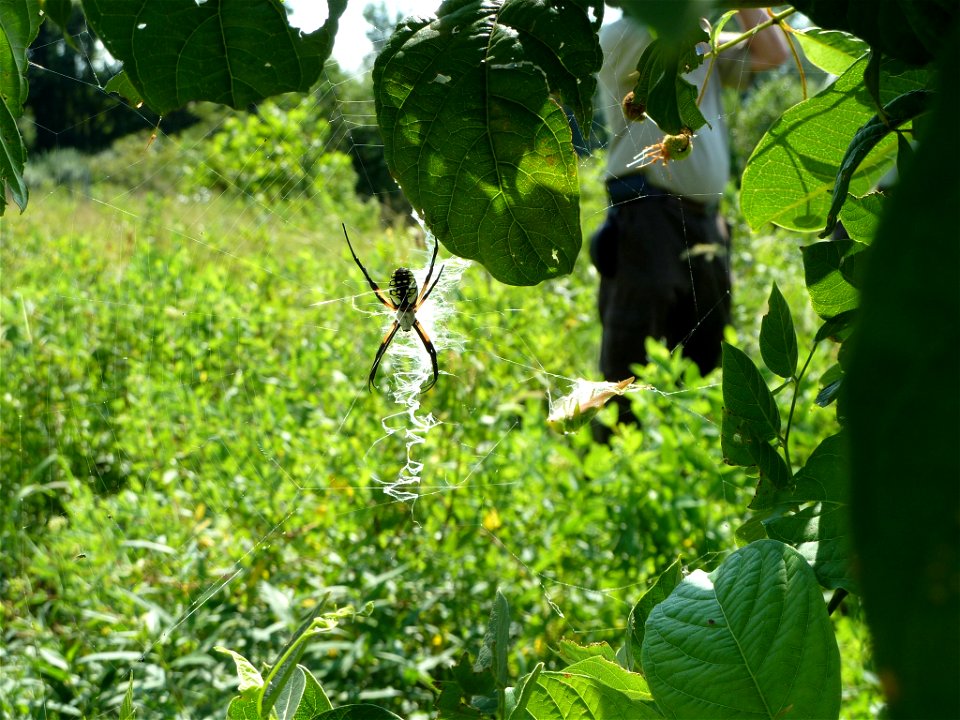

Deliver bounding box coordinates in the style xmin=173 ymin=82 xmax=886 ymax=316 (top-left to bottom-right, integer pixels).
xmin=792 ymin=27 xmax=867 ymax=76
xmin=642 ymin=540 xmax=841 ymax=719
xmin=373 ymin=0 xmax=602 ymax=286
xmin=847 ymin=20 xmax=960 ymax=717
xmin=82 ymin=0 xmax=345 ymax=115
xmin=518 ymin=670 xmax=662 ymax=718
xmin=764 ymin=433 xmax=855 ymax=592
xmin=741 ymin=56 xmax=927 ymax=232
xmin=625 ymin=559 xmax=682 ymax=670
xmin=0 ymin=0 xmax=41 ymax=215
xmin=788 ymin=0 xmax=957 ymax=65
xmin=820 ymin=89 xmax=931 ymax=237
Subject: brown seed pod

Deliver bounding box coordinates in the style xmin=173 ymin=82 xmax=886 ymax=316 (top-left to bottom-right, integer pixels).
xmin=622 ymin=91 xmax=647 ymax=122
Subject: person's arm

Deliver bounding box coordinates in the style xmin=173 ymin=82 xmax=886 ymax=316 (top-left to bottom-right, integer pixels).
xmin=737 ymin=8 xmax=791 ymax=71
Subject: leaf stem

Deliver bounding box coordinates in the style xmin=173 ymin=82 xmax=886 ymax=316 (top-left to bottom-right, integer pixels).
xmin=706 ymin=7 xmax=798 ymax=59
xmin=780 ymin=21 xmax=807 ymax=99
xmin=782 ymin=343 xmax=817 ymax=472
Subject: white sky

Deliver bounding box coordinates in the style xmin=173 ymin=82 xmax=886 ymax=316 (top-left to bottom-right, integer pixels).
xmin=288 ymin=0 xmax=445 ymax=71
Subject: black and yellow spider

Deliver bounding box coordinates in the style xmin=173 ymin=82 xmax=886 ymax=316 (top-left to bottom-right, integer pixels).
xmin=343 ymin=223 xmax=445 ymax=392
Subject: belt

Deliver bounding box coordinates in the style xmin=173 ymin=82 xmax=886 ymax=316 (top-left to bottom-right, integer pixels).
xmin=606 ymin=174 xmax=715 ymax=216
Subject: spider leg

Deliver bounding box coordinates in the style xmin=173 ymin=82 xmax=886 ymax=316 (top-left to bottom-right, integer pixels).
xmin=342 ymin=223 xmax=396 ymax=310
xmin=412 ymin=319 xmax=440 ymax=392
xmin=369 ymin=321 xmax=401 ymax=391
xmin=418 ymin=263 xmax=445 ymax=305
xmin=418 ymin=235 xmax=440 ymax=293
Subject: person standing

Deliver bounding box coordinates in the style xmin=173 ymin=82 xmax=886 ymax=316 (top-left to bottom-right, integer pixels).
xmin=592 ymin=7 xmax=789 ymax=429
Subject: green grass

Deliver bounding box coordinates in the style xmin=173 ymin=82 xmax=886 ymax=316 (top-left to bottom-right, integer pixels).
xmin=1 ymin=154 xmax=880 ymax=718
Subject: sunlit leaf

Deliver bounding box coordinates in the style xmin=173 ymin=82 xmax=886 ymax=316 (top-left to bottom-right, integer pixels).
xmin=82 ymin=0 xmax=346 ymax=115
xmin=373 ymin=0 xmax=603 ymax=285
xmin=788 ymin=0 xmax=955 ymax=64
xmin=838 ymin=191 xmax=885 ymax=243
xmin=792 ymin=27 xmax=867 ymax=75
xmin=520 ymin=671 xmax=662 ymax=718
xmin=741 ymin=57 xmax=927 ymax=232
xmin=821 ymin=90 xmax=931 ymax=237
xmin=801 ymin=239 xmax=866 ymax=319
xmin=642 ymin=540 xmax=841 ymax=719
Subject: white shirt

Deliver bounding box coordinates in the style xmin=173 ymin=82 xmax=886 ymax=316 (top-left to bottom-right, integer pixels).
xmin=598 ymin=17 xmax=748 ymax=201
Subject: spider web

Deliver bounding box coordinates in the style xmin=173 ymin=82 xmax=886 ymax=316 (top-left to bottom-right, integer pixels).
xmin=0 ymin=8 xmax=849 ymax=720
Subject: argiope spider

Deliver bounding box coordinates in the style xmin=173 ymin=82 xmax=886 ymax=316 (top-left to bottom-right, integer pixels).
xmin=343 ymin=223 xmax=445 ymax=393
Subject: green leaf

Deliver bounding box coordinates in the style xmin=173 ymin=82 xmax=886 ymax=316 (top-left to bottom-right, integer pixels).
xmin=104 ymin=71 xmax=144 ymax=108
xmin=43 ymin=0 xmax=73 ymax=30
xmin=741 ymin=56 xmax=927 ymax=232
xmin=847 ymin=29 xmax=960 ymax=715
xmin=642 ymin=540 xmax=841 ymax=719
xmin=119 ymin=675 xmax=135 ymax=719
xmin=373 ymin=0 xmax=603 ymax=286
xmin=735 ymin=513 xmax=770 ymax=545
xmin=721 ymin=343 xmax=780 ymax=443
xmin=81 ymin=0 xmax=346 ymax=115
xmin=563 ymin=656 xmax=653 ymax=701
xmin=801 ymin=239 xmax=866 ymax=319
xmin=764 ymin=434 xmax=855 ymax=592
xmin=747 ymin=440 xmax=791 ymax=511
xmin=0 ymin=0 xmax=41 ymax=215
xmin=792 ymin=27 xmax=867 ymax=75
xmin=476 ymin=589 xmax=511 ymax=689
xmin=626 ymin=559 xmax=682 ymax=671
xmin=215 ymin=646 xmax=264 ymax=694
xmin=820 ymin=90 xmax=932 ymax=237
xmin=814 ymin=309 xmax=857 ymax=343
xmin=759 ymin=283 xmax=798 ymax=379
xmin=226 ymin=695 xmax=260 ymax=720
xmin=506 ymin=662 xmax=542 ymax=719
xmin=260 ymin=602 xmax=354 ymax=720
xmin=838 ymin=190 xmax=885 ymax=243
xmin=787 ymin=0 xmax=956 ymax=65
xmin=629 ymin=26 xmax=709 ymax=136
xmin=706 ymin=10 xmax=739 ymax=49
xmin=521 ymin=671 xmax=663 ymax=718
xmin=271 ymin=664 xmax=331 ymax=720
xmin=555 ymin=639 xmax=618 ymax=665
xmin=273 ymin=665 xmax=307 ymax=720
xmin=436 ymin=653 xmax=494 ymax=718
xmin=313 ymin=705 xmax=404 ymax=719
xmin=720 ymin=408 xmax=756 ymax=467
xmin=815 ymin=364 xmax=843 ymax=408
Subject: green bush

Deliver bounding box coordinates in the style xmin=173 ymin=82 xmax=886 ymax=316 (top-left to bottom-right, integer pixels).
xmin=183 ymin=97 xmax=360 ymax=209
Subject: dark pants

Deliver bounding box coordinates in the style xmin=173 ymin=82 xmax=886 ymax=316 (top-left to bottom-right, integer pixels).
xmin=593 ymin=187 xmax=731 ymax=425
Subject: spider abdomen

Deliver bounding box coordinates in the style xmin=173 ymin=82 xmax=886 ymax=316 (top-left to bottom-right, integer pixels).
xmin=388 ymin=267 xmax=418 ymax=310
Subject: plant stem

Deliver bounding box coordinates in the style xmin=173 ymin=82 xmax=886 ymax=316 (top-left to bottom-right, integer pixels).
xmin=706 ymin=7 xmax=798 ymax=58
xmin=782 ymin=344 xmax=817 ymax=472
xmin=780 ymin=21 xmax=807 ymax=99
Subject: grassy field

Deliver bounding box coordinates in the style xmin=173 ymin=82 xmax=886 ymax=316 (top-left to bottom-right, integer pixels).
xmin=1 ymin=141 xmax=880 ymax=717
